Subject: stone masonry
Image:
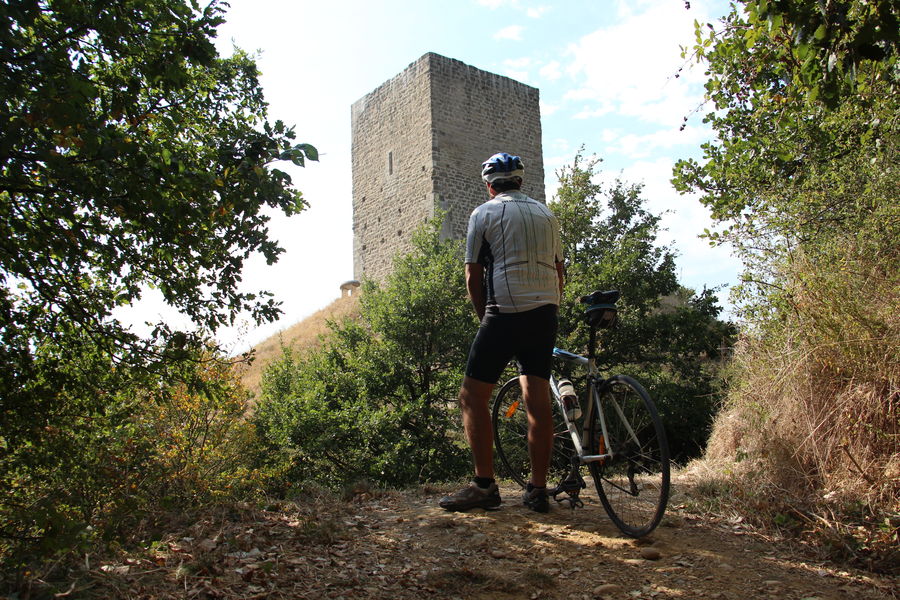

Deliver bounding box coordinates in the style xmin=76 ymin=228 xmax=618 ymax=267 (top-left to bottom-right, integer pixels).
xmin=351 ymin=52 xmax=544 ymax=281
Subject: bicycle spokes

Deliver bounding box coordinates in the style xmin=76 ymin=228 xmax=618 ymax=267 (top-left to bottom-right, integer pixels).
xmin=588 ymin=376 xmax=670 ymax=537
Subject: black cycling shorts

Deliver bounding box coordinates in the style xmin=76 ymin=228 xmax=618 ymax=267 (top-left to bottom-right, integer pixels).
xmin=465 ymin=303 xmax=558 ymax=384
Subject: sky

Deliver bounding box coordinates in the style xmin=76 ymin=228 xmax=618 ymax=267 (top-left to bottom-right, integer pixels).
xmin=130 ymin=0 xmax=742 ymax=352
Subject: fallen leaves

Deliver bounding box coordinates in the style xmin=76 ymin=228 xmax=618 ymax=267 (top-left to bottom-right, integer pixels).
xmin=35 ymin=483 xmax=898 ymax=600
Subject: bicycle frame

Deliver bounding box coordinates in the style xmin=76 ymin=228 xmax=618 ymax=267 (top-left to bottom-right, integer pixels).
xmin=550 ymin=348 xmax=611 ymax=467
xmin=543 ymin=347 xmax=620 ymax=508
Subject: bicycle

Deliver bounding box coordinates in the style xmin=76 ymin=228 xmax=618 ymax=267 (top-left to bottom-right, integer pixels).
xmin=491 ymin=290 xmax=671 ymax=537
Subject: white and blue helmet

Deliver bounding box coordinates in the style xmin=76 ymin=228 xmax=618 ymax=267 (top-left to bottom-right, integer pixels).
xmin=481 ymin=152 xmax=525 ymax=183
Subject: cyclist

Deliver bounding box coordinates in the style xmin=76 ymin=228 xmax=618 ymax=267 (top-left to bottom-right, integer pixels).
xmin=439 ymin=152 xmax=564 ymax=513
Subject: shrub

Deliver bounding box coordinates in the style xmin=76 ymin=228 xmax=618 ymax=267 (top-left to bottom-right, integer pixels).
xmin=0 ymin=343 xmax=260 ymax=576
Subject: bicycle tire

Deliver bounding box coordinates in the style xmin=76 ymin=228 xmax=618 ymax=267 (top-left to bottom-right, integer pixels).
xmin=492 ymin=377 xmax=574 ymax=488
xmin=587 ymin=375 xmax=670 ymax=537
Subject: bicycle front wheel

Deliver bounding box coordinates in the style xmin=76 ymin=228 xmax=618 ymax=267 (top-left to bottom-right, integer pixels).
xmin=492 ymin=377 xmax=573 ymax=488
xmin=588 ymin=375 xmax=670 ymax=537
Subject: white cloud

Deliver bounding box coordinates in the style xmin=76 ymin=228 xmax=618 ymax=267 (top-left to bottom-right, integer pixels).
xmin=540 ymin=100 xmax=560 ymax=116
xmin=602 ymin=124 xmax=710 ymax=159
xmin=494 ymin=24 xmax=524 ymax=40
xmin=599 ymin=128 xmax=620 ymax=143
xmin=527 ymin=6 xmax=550 ymax=18
xmin=500 ymin=55 xmax=531 ymax=81
xmin=504 ymin=69 xmax=529 ymax=82
xmin=539 ymin=60 xmax=562 ymax=81
xmin=474 ymin=0 xmax=548 ymax=17
xmin=562 ymin=87 xmax=598 ymax=102
xmin=476 ymin=0 xmax=507 ymax=8
xmin=563 ymin=1 xmax=712 ymax=126
xmin=549 ymin=138 xmax=572 ymax=153
xmin=574 ymin=103 xmax=614 ymax=119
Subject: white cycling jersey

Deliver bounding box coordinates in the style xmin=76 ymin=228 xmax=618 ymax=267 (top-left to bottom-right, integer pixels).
xmin=464 ymin=190 xmax=563 ymax=313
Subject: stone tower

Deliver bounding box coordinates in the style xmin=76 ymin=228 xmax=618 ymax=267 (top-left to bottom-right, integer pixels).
xmin=351 ymin=52 xmax=544 ymax=281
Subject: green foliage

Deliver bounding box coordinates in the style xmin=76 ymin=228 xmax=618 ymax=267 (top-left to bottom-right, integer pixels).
xmin=0 ymin=0 xmax=314 ymax=575
xmin=673 ymin=0 xmax=898 ymax=320
xmin=675 ymin=0 xmax=898 ymax=571
xmin=552 ymin=153 xmax=736 ymax=460
xmin=0 ymin=342 xmax=260 ymax=572
xmin=255 ymin=220 xmax=474 ymax=490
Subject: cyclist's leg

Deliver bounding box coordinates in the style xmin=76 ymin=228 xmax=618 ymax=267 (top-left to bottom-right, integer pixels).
xmin=520 ymin=374 xmax=553 ymax=487
xmin=459 ymin=376 xmax=497 ymax=479
xmin=513 ymin=304 xmax=558 ymax=488
xmin=462 ymin=311 xmax=517 ymax=480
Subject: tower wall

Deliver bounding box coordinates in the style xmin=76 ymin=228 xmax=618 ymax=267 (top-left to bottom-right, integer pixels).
xmin=351 ymin=55 xmax=434 ymax=281
xmin=351 ymin=53 xmax=544 ymax=281
xmin=428 ymin=54 xmax=545 ymax=241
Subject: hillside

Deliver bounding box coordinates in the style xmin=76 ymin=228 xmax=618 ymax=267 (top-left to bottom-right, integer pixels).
xmin=237 ymin=294 xmax=362 ymax=397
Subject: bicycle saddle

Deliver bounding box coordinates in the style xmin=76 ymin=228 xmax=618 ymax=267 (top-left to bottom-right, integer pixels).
xmin=580 ymin=290 xmax=620 ymax=305
xmin=580 ymin=290 xmax=620 ymax=329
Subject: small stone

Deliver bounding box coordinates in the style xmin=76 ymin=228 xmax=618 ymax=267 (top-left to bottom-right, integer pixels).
xmin=640 ymin=547 xmax=662 ymax=561
xmin=718 ymin=563 xmax=734 ymax=571
xmin=471 ymin=533 xmax=487 ymax=545
xmin=490 ymin=550 xmax=506 ymax=559
xmin=196 ymin=538 xmax=217 ymax=552
xmin=631 ymin=537 xmax=654 ymax=546
xmin=594 ymin=584 xmax=621 ymax=595
xmin=99 ymin=565 xmax=130 ymax=575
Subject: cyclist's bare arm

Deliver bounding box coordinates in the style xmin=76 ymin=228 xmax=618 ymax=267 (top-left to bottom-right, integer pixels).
xmin=556 ymin=261 xmax=565 ymax=297
xmin=465 ymin=262 xmax=487 ymax=320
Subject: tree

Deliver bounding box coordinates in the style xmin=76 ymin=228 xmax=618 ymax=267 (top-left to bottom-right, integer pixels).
xmin=552 ymin=153 xmax=735 ymax=460
xmin=0 ymin=0 xmax=315 ymax=569
xmin=673 ymin=0 xmax=897 ymax=317
xmin=254 ymin=220 xmax=474 ymax=489
xmin=672 ymin=1 xmax=898 ymax=568
xmin=0 ymin=0 xmax=316 ymax=447
xmin=1 ymin=0 xmax=317 ymax=355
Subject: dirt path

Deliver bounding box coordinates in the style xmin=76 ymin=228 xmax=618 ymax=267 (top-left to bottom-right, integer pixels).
xmin=62 ymin=482 xmax=897 ymax=599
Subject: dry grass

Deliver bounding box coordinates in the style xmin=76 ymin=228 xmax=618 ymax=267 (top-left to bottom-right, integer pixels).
xmin=687 ymin=248 xmax=900 ymax=573
xmin=234 ymin=294 xmax=362 ymax=397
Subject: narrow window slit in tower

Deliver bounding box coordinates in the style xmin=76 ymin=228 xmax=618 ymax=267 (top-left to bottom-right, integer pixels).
xmin=388 ymin=151 xmax=393 ymax=175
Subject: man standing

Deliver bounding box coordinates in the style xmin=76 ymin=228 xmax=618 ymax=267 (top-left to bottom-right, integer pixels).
xmin=439 ymin=152 xmax=564 ymax=513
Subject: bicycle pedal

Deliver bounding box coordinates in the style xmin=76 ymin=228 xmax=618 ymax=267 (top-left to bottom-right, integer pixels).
xmin=554 ymin=496 xmax=584 ymax=510
xmin=552 ymin=491 xmax=584 ymax=510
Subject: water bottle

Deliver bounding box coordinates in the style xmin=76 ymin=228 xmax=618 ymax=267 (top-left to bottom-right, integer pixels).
xmin=558 ymin=378 xmax=582 ymax=421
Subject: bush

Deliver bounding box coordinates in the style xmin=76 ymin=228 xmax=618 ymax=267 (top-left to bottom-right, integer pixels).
xmin=0 ymin=342 xmax=260 ymax=576
xmin=253 ymin=220 xmax=473 ymax=490
xmin=701 ymin=242 xmax=899 ymax=572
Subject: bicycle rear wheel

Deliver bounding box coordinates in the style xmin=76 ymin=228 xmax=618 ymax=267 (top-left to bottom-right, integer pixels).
xmin=587 ymin=375 xmax=670 ymax=537
xmin=492 ymin=377 xmax=573 ymax=488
